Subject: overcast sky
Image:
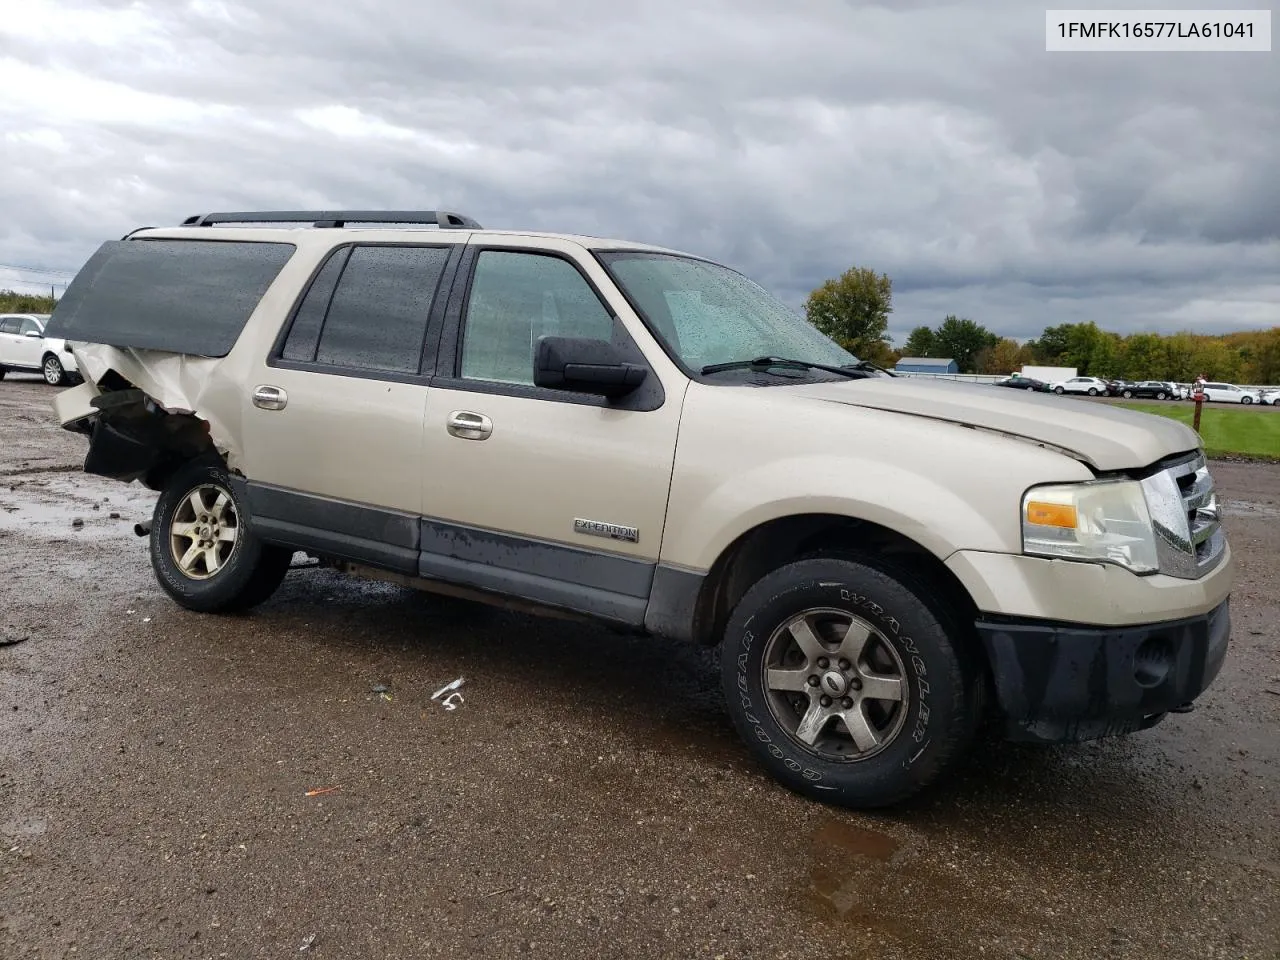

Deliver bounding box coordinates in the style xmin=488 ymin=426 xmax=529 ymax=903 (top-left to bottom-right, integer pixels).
xmin=1 ymin=0 xmax=1276 ymax=344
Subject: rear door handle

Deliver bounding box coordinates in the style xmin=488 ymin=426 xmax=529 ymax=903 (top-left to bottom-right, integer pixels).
xmin=446 ymin=410 xmax=492 ymax=440
xmin=252 ymin=385 xmax=287 ymax=411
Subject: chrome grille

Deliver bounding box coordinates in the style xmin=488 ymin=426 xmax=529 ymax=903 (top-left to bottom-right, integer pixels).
xmin=1140 ymin=453 xmax=1225 ymax=579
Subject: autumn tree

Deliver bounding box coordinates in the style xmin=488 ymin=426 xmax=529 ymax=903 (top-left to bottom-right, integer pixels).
xmin=804 ymin=267 xmax=893 ymax=360
xmin=977 ymin=338 xmax=1031 ymax=375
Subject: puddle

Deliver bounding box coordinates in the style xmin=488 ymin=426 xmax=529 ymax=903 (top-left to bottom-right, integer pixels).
xmin=1223 ymin=499 xmax=1280 ymax=520
xmin=812 ymin=819 xmax=903 ymax=863
xmin=1 ymin=816 xmax=48 ymax=840
xmin=805 ymin=818 xmax=909 ymax=932
xmin=0 ymin=475 xmax=157 ymax=542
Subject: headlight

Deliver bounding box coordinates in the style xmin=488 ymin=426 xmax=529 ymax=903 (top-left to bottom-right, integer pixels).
xmin=1022 ymin=480 xmax=1158 ymax=573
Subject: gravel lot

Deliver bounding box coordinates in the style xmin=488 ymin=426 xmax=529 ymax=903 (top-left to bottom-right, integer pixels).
xmin=2 ymin=374 xmax=1277 ymax=960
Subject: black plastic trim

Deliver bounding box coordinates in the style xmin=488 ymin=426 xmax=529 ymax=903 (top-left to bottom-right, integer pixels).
xmin=184 ymin=210 xmax=481 ymax=229
xmin=431 ymin=244 xmax=664 ymax=413
xmin=238 ymin=480 xmax=420 ymax=574
xmin=644 ymin=564 xmax=707 ymax=643
xmin=227 ymin=481 xmax=664 ymax=627
xmin=419 ymin=518 xmax=655 ymax=598
xmin=977 ymin=599 xmax=1231 ymax=744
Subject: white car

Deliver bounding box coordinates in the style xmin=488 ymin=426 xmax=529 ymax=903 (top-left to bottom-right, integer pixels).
xmin=1198 ymin=381 xmax=1263 ymax=404
xmin=1259 ymin=388 xmax=1280 ymax=406
xmin=1050 ymin=376 xmax=1110 ymax=396
xmin=0 ymin=313 xmax=81 ymax=385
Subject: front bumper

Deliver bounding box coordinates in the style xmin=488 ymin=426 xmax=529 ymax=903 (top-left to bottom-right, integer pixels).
xmin=977 ymin=598 xmax=1231 ymax=743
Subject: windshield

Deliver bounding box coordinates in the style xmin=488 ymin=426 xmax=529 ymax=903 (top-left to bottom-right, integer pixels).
xmin=596 ymin=251 xmax=858 ymax=374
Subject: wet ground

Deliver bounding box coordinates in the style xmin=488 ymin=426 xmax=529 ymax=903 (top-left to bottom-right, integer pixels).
xmin=1 ymin=373 xmax=1277 ymax=960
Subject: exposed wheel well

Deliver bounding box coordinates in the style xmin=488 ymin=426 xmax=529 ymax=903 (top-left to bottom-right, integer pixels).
xmin=689 ymin=514 xmax=980 ymax=650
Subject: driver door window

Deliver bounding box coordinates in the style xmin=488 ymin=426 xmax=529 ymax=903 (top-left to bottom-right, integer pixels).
xmin=459 ymin=251 xmax=614 ymax=385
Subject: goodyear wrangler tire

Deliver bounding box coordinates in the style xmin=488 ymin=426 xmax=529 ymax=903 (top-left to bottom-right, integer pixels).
xmin=149 ymin=460 xmax=292 ymax=614
xmin=720 ymin=557 xmax=980 ymax=808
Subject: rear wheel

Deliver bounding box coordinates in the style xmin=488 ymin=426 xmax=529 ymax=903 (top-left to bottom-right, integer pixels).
xmin=42 ymin=354 xmax=67 ymax=386
xmin=0 ymin=366 xmax=6 ymax=381
xmin=1122 ymin=389 xmax=1133 ymax=398
xmin=719 ymin=556 xmax=980 ymax=808
xmin=1054 ymin=386 xmax=1065 ymax=395
xmin=149 ymin=460 xmax=292 ymax=613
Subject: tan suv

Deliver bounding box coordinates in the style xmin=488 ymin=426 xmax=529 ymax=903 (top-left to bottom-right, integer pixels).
xmin=47 ymin=210 xmax=1234 ymax=808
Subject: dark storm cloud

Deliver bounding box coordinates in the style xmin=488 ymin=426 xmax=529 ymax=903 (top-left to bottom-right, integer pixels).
xmin=0 ymin=0 xmax=1275 ymax=341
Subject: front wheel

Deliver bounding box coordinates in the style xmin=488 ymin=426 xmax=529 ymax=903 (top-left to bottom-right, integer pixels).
xmin=150 ymin=460 xmax=293 ymax=613
xmin=720 ymin=557 xmax=980 ymax=808
xmin=1242 ymin=396 xmax=1253 ymax=405
xmin=1122 ymin=389 xmax=1133 ymax=398
xmin=1156 ymin=392 xmax=1166 ymax=400
xmin=42 ymin=354 xmax=68 ymax=386
xmin=1087 ymin=387 xmax=1099 ymax=396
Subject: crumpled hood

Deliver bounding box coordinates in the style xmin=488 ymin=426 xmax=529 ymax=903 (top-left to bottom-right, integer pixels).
xmin=791 ymin=377 xmax=1201 ymax=471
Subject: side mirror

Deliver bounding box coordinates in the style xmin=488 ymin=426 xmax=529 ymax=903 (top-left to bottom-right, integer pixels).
xmin=25 ymin=331 xmax=41 ymax=339
xmin=533 ymin=336 xmax=648 ymax=398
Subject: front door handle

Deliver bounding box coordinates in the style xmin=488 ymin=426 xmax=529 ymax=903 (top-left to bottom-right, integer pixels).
xmin=252 ymin=385 xmax=288 ymax=411
xmin=447 ymin=410 xmax=492 ymax=440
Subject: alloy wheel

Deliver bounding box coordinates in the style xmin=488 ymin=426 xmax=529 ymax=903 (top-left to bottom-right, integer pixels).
xmin=761 ymin=608 xmax=909 ymax=762
xmin=169 ymin=483 xmax=240 ymax=580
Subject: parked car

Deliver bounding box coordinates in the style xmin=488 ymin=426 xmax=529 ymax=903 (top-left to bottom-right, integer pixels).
xmin=0 ymin=313 xmax=81 ymax=385
xmin=45 ymin=209 xmax=1234 ymax=810
xmin=1105 ymin=378 xmax=1138 ymax=396
xmin=1261 ymin=388 xmax=1280 ymax=406
xmin=1199 ymin=381 xmax=1264 ymax=404
xmin=1049 ymin=376 xmax=1111 ymax=396
xmin=1117 ymin=381 xmax=1178 ymax=400
xmin=992 ymin=374 xmax=1049 ymax=392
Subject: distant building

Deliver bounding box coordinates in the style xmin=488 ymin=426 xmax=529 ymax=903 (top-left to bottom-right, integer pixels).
xmin=894 ymin=357 xmax=959 ymax=374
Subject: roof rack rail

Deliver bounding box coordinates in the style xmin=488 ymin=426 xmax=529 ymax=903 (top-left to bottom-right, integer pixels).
xmin=180 ymin=210 xmax=482 ymax=229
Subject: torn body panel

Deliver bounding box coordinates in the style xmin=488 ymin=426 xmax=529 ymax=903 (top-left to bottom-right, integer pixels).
xmin=55 ymin=342 xmax=240 ymax=486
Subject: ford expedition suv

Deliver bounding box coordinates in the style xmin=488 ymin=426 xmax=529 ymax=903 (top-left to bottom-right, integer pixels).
xmin=45 ymin=210 xmax=1234 ymax=808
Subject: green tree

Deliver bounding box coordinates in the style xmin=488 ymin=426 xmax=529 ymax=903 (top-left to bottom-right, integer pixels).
xmin=932 ymin=315 xmax=999 ymax=373
xmin=804 ymin=267 xmax=893 ymax=359
xmin=0 ymin=289 xmax=58 ymax=313
xmin=901 ymin=325 xmax=936 ymax=358
xmin=1120 ymin=333 xmax=1163 ymax=380
xmin=1163 ymin=333 xmax=1198 ymax=382
xmin=1030 ymin=324 xmax=1073 ymax=364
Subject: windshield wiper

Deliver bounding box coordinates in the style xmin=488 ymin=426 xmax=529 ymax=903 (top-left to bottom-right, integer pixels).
xmin=700 ymin=356 xmax=863 ymax=378
xmin=842 ymin=359 xmax=897 ymax=377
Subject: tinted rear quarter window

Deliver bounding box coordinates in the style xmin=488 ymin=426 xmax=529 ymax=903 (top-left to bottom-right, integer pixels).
xmin=282 ymin=248 xmax=349 ymax=362
xmin=44 ymin=239 xmax=296 ymax=357
xmin=280 ymin=244 xmax=451 ymax=375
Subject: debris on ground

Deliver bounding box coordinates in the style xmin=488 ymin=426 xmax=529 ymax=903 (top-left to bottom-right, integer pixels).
xmin=70 ymin=518 xmax=84 ymax=529
xmin=0 ymin=636 xmax=30 ymax=648
xmin=299 ymin=932 xmax=317 ymax=951
xmin=431 ymin=677 xmax=467 ymax=711
xmin=304 ymin=786 xmax=340 ymax=797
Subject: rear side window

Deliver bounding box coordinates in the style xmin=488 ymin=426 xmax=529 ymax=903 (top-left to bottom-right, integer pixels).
xmin=282 ymin=249 xmax=347 ymax=362
xmin=281 ymin=244 xmax=450 ymax=375
xmin=43 ymin=239 xmax=296 ymax=357
xmin=0 ymin=319 xmax=19 ymax=335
